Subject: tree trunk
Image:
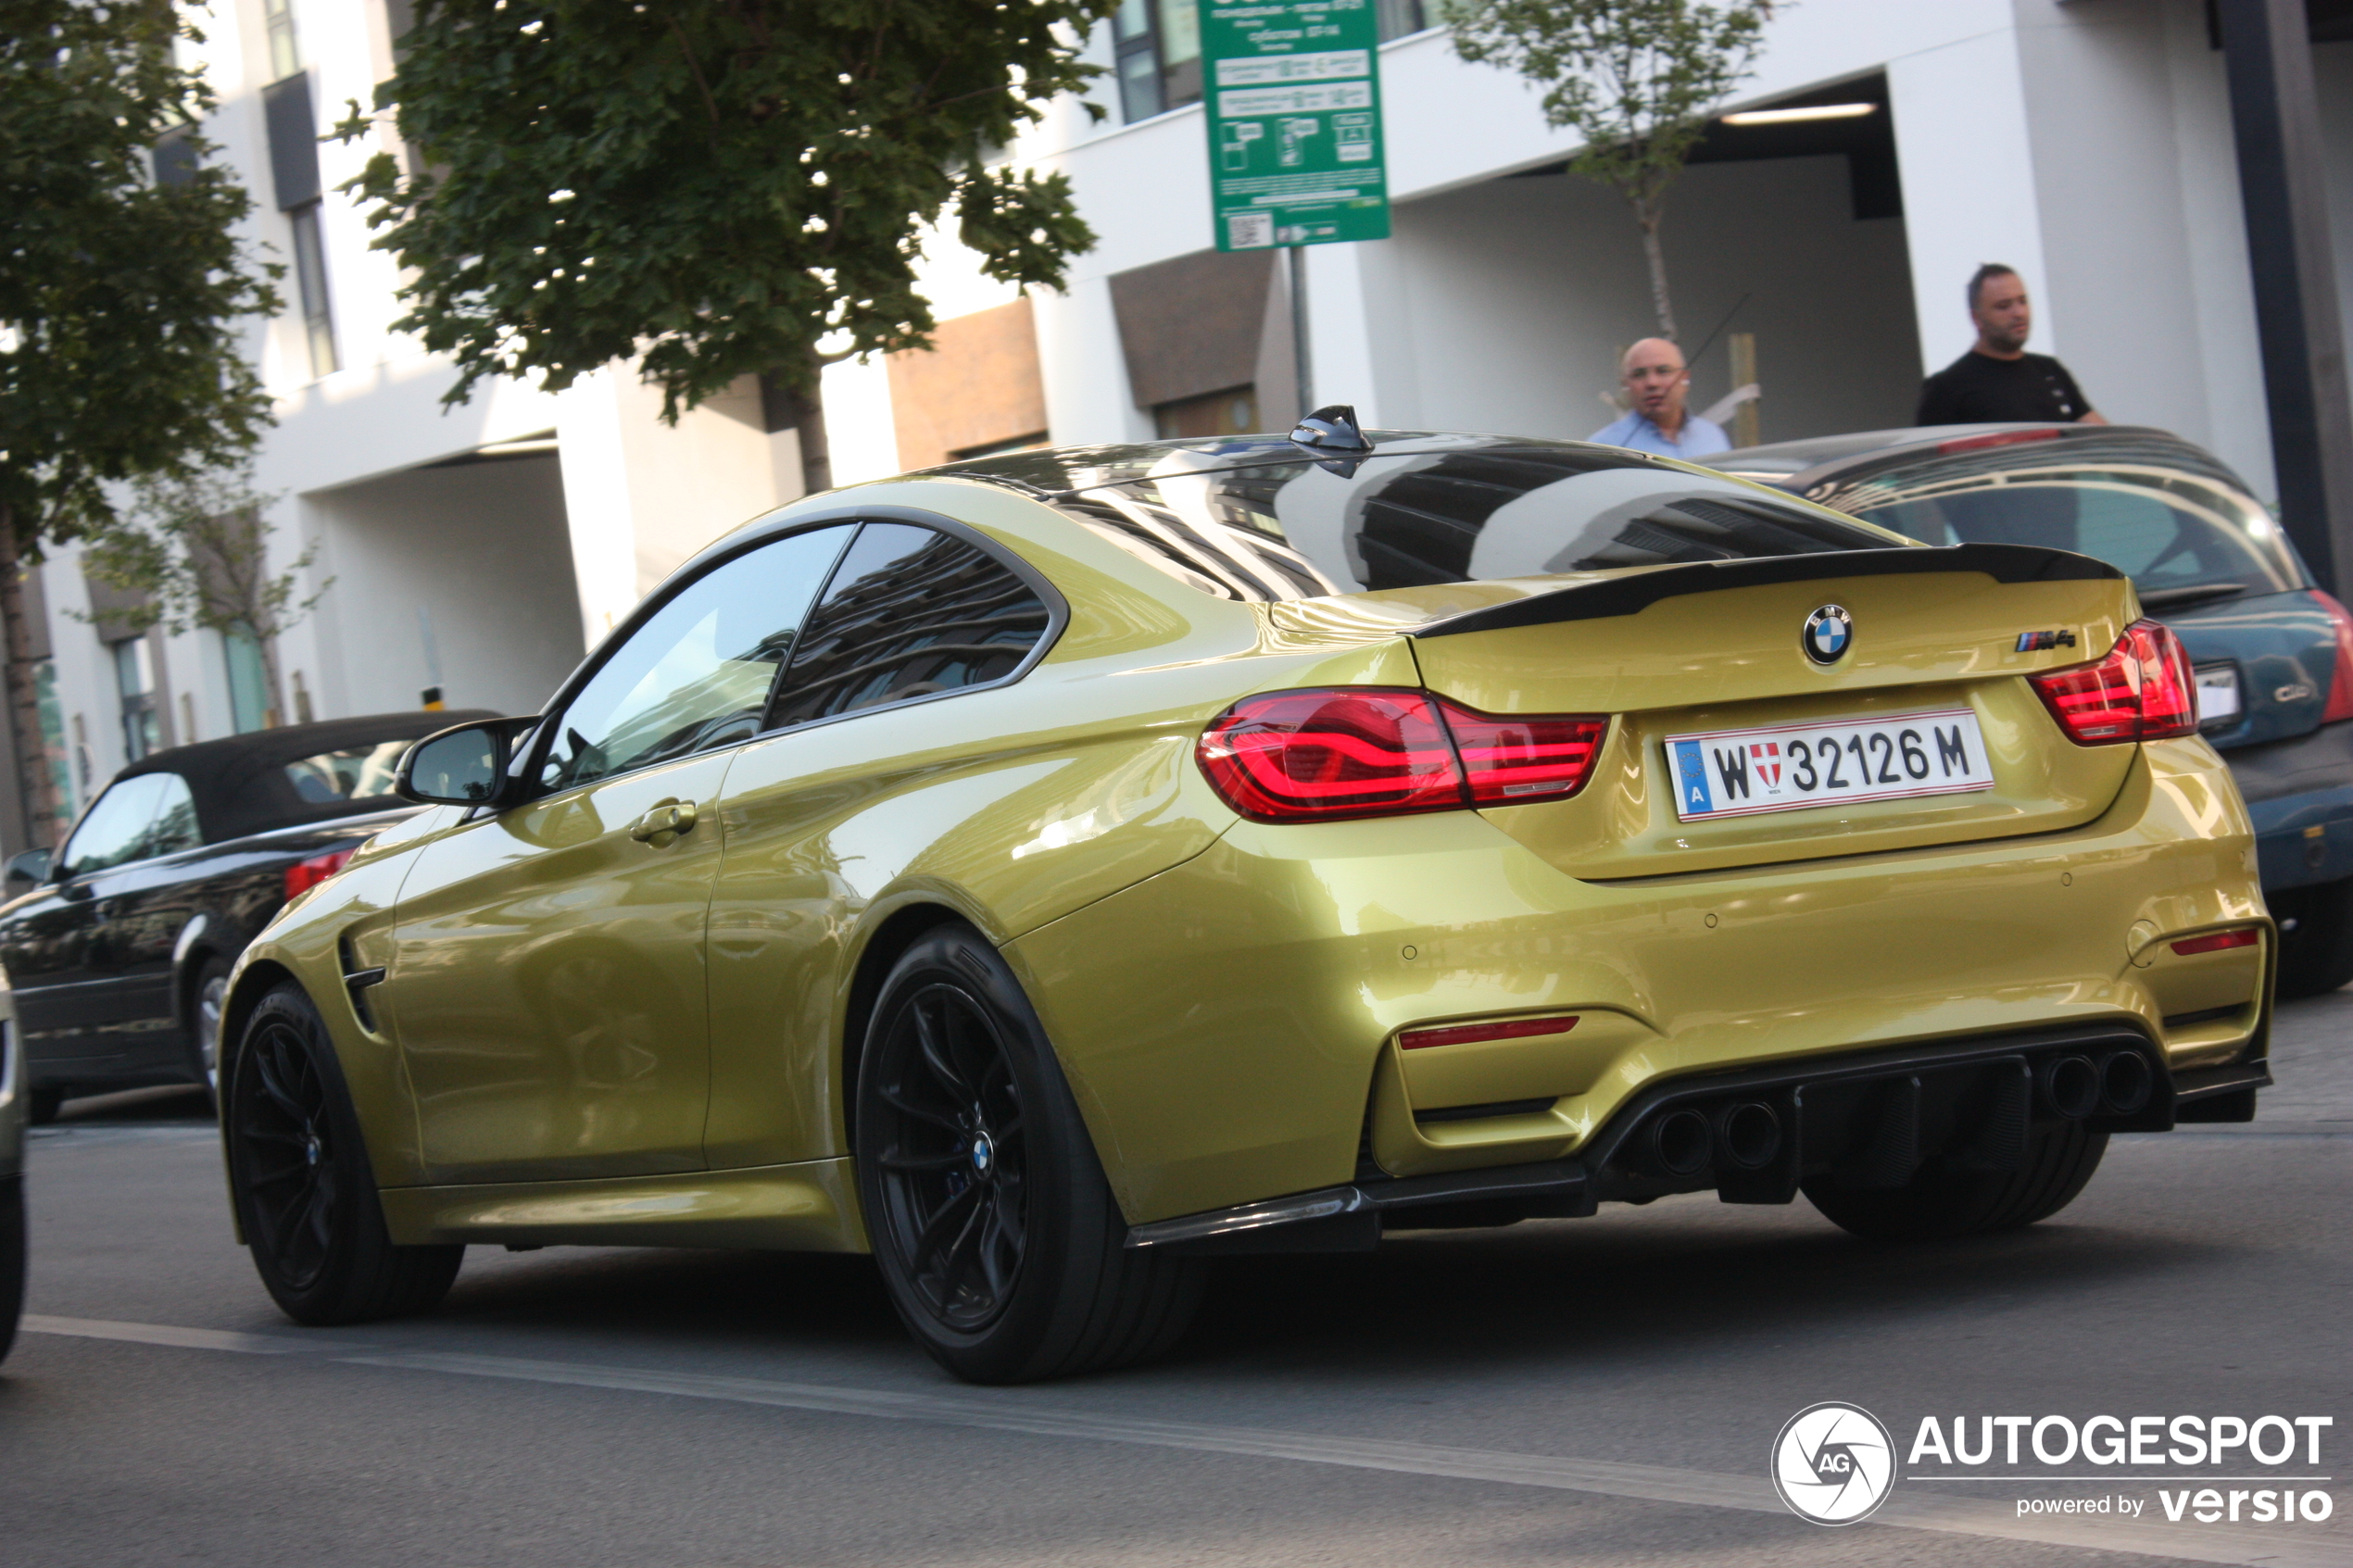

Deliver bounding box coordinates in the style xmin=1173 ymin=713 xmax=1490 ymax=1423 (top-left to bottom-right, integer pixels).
xmin=0 ymin=506 xmax=64 ymax=847
xmin=1634 ymin=196 xmax=1679 ymax=343
xmin=785 ymin=359 xmax=833 ymax=497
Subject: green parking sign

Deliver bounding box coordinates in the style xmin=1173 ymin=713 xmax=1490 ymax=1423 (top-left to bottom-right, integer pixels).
xmin=1202 ymin=0 xmax=1390 ymax=251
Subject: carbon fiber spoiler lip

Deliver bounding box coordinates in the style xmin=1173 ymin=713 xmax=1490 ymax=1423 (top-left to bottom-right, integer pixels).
xmin=1410 ymin=543 xmax=2125 ymax=639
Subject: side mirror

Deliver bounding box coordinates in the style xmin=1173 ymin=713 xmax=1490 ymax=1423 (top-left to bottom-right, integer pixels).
xmin=396 ymin=718 xmax=534 ymax=807
xmin=6 ymin=847 xmax=51 ymax=886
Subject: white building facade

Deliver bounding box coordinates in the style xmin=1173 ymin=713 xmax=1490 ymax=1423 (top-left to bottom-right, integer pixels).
xmin=19 ymin=0 xmax=2353 ymax=857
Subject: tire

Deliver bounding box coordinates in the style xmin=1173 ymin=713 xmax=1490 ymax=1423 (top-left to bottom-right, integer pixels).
xmin=854 ymin=924 xmax=1202 ymax=1384
xmin=188 ymin=955 xmax=233 ymax=1110
xmin=26 ymin=1083 xmax=64 ymax=1126
xmin=223 ymin=984 xmax=462 ymax=1324
xmin=1802 ymin=1121 xmax=2109 ymax=1243
xmin=0 ymin=1173 xmax=23 ymax=1366
xmin=2271 ymin=876 xmax=2353 ymax=999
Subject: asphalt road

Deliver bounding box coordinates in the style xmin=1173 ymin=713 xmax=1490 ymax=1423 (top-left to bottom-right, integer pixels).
xmin=5 ymin=997 xmax=2347 ymax=1568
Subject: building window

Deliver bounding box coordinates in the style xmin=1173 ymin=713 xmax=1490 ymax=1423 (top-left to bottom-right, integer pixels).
xmin=224 ymin=626 xmax=272 ymax=733
xmin=1112 ymin=0 xmax=1200 ymax=123
xmin=114 ymin=637 xmax=162 ymax=761
xmin=289 ymin=202 xmax=339 ymax=376
xmin=263 ymin=0 xmax=301 ymax=78
xmin=1113 ymin=0 xmax=1424 ymax=122
xmin=1376 ymin=0 xmax=1428 ymax=41
xmin=1155 ymin=386 xmax=1260 ymax=439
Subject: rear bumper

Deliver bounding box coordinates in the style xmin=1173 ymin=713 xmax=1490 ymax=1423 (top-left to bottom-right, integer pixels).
xmin=2223 ymin=718 xmax=2353 ymax=889
xmin=1011 ymin=741 xmax=2266 ymax=1228
xmin=1129 ymin=1024 xmax=2270 ymax=1251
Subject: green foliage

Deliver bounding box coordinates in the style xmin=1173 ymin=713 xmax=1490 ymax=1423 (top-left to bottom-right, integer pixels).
xmin=0 ymin=0 xmax=283 ymax=547
xmin=1447 ymin=0 xmax=1780 ymax=338
xmin=339 ymin=0 xmax=1120 ymax=423
xmin=77 ymin=470 xmax=328 ymax=647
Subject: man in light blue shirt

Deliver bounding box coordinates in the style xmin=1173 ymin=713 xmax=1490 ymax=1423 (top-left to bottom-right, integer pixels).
xmin=1589 ymin=337 xmax=1730 ymax=458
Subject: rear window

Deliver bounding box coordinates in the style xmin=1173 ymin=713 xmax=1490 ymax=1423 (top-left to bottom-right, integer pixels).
xmin=1836 ymin=463 xmax=2302 ymax=602
xmin=283 ymin=741 xmax=409 ymax=805
xmin=998 ymin=443 xmax=1902 ymax=602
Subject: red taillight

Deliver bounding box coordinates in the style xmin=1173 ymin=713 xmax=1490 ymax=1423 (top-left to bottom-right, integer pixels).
xmin=1937 ymin=428 xmax=2063 ymax=456
xmin=2316 ymin=592 xmax=2353 ymax=723
xmin=1435 ymin=700 xmax=1609 ymax=806
xmin=2171 ymin=928 xmax=2260 ymax=957
xmin=1400 ymin=1015 xmax=1579 ymax=1050
xmin=2029 ymin=620 xmax=2198 ymax=745
xmin=1195 ymin=689 xmax=1607 ymax=823
xmin=284 ymin=847 xmax=356 ymax=900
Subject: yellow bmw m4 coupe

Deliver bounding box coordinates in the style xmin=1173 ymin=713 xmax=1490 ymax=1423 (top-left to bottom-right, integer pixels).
xmin=220 ymin=410 xmax=2272 ymax=1383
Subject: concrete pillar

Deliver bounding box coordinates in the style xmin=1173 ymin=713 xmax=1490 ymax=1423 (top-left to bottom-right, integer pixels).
xmin=553 ymin=368 xmax=801 ymax=649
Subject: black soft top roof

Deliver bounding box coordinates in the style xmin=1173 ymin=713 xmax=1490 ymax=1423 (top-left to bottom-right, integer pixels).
xmin=116 ymin=709 xmax=498 ymax=844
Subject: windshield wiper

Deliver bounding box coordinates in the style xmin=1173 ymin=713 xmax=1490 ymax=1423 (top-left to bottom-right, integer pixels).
xmin=2136 ymin=583 xmax=2247 ymax=610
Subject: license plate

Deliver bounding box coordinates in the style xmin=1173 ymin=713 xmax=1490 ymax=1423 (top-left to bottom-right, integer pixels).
xmin=1665 ymin=709 xmax=1993 ymax=821
xmin=2194 ymin=665 xmax=2240 ymax=725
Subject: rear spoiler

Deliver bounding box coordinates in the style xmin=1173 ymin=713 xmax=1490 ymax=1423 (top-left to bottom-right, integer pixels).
xmin=1413 ymin=544 xmax=2124 ymax=639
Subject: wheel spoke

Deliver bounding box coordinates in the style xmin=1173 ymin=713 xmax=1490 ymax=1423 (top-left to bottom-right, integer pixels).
xmin=252 ymin=1039 xmax=309 ymax=1123
xmin=877 ymin=1144 xmax=968 ymax=1173
xmin=935 ymin=1195 xmax=988 ymax=1301
xmin=912 ymin=997 xmax=972 ymax=1098
xmin=878 ymin=1085 xmax=963 ymax=1133
xmin=909 ymin=1182 xmax=980 ymax=1273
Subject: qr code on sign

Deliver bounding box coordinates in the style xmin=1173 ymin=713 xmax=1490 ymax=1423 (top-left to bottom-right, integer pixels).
xmin=1227 ymin=212 xmax=1274 ymax=249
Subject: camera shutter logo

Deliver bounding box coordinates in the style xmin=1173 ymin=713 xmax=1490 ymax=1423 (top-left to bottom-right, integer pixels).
xmin=1771 ymin=1402 xmax=1896 ymax=1524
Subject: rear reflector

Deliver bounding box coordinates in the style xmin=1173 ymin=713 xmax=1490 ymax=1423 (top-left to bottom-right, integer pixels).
xmin=1400 ymin=1015 xmax=1579 ymax=1050
xmin=1197 ymin=688 xmax=1605 ymax=822
xmin=285 ymin=847 xmax=357 ymax=900
xmin=2029 ymin=620 xmax=2197 ymax=744
xmin=2316 ymin=592 xmax=2353 ymax=724
xmin=2170 ymin=928 xmax=2260 ymax=957
xmin=1937 ymin=428 xmax=2064 ymax=456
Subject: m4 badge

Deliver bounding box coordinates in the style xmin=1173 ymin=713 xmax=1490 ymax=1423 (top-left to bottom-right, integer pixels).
xmin=2016 ymin=629 xmax=2079 ymax=652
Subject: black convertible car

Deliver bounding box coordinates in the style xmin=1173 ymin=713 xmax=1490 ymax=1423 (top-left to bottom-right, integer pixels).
xmin=0 ymin=710 xmax=492 ymax=1122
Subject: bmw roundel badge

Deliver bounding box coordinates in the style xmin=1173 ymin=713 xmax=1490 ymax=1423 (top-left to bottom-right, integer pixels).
xmin=1802 ymin=604 xmax=1853 ymax=666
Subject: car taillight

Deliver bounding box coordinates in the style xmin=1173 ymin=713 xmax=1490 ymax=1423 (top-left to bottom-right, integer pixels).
xmin=2316 ymin=592 xmax=2353 ymax=723
xmin=2028 ymin=620 xmax=2197 ymax=745
xmin=1435 ymin=700 xmax=1609 ymax=806
xmin=1936 ymin=428 xmax=2062 ymax=456
xmin=284 ymin=847 xmax=357 ymax=900
xmin=1196 ymin=688 xmax=1606 ymax=822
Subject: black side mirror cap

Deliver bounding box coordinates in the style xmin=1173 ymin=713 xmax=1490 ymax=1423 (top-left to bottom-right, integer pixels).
xmin=5 ymin=847 xmax=52 ymax=886
xmin=395 ymin=716 xmax=536 ymax=808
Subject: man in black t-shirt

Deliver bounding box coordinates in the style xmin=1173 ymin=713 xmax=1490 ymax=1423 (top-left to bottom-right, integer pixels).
xmin=1916 ymin=265 xmax=2108 ymax=426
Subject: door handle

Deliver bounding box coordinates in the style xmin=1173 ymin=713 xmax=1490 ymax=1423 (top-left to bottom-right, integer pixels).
xmin=628 ymin=799 xmax=698 ymax=848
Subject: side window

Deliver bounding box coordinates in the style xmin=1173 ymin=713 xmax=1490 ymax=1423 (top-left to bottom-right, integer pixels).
xmin=57 ymin=774 xmax=175 ymax=879
xmin=770 ymin=523 xmax=1052 ymax=728
xmin=539 ymin=524 xmax=855 ymax=792
xmin=135 ymin=773 xmax=202 ymax=860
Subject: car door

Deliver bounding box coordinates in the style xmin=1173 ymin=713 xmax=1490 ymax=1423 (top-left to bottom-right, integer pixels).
xmin=81 ymin=772 xmax=205 ymax=1070
xmin=380 ymin=522 xmax=857 ymax=1185
xmin=0 ymin=774 xmax=182 ymax=1075
xmin=701 ymin=521 xmax=1060 ymax=1168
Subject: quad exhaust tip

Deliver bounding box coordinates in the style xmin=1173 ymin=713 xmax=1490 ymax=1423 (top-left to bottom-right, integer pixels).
xmin=2040 ymin=1054 xmax=2102 ymax=1120
xmin=1642 ymin=1099 xmax=1782 ymax=1177
xmin=2099 ymin=1049 xmax=2153 ymax=1115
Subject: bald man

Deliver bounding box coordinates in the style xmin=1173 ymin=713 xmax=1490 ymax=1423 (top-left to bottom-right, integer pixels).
xmin=1590 ymin=338 xmax=1730 ymax=458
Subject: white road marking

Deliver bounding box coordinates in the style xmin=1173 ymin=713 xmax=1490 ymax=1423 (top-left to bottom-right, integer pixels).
xmin=21 ymin=1313 xmax=2346 ymax=1566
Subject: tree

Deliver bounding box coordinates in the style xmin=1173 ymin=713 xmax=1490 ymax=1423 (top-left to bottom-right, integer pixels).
xmin=0 ymin=0 xmax=282 ymax=844
xmin=338 ymin=0 xmax=1117 ymax=495
xmin=1448 ymin=0 xmax=1781 ymax=341
xmin=75 ymin=470 xmax=329 ymax=731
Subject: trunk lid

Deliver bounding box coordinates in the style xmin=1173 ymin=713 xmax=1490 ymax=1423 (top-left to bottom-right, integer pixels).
xmin=1387 ymin=546 xmax=2142 ymax=878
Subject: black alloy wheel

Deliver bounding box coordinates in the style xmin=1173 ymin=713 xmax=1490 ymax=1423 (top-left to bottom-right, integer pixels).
xmin=856 ymin=925 xmax=1202 ymax=1383
xmin=225 ymin=985 xmax=461 ymax=1324
xmin=867 ymin=980 xmax=1030 ymax=1331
